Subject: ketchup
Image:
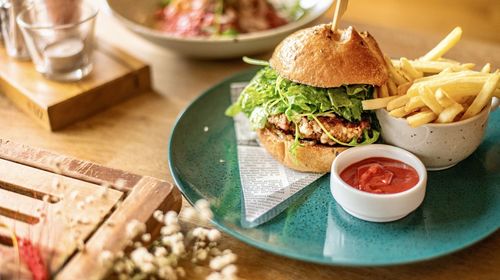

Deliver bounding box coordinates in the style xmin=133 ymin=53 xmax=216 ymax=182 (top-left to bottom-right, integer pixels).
xmin=340 ymin=157 xmax=419 ymax=194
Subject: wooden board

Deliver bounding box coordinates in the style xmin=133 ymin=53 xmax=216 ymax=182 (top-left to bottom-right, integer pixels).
xmin=0 ymin=40 xmax=151 ymax=131
xmin=0 ymin=138 xmax=182 ymax=280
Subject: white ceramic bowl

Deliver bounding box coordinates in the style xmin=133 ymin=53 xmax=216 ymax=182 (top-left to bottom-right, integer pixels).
xmin=330 ymin=144 xmax=427 ymax=222
xmin=105 ymin=0 xmax=333 ymax=59
xmin=376 ymin=100 xmax=498 ymax=170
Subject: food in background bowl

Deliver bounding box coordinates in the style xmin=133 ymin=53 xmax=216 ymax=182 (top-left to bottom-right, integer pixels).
xmin=226 ymin=24 xmax=388 ymax=172
xmin=361 ymin=27 xmax=500 ymax=170
xmin=155 ymin=0 xmax=297 ymax=37
xmin=105 ymin=0 xmax=333 ymax=58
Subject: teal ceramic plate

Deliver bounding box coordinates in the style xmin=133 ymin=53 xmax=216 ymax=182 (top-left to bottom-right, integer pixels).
xmin=169 ymin=68 xmax=500 ymax=266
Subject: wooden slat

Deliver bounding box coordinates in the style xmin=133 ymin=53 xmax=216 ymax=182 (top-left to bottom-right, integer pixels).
xmin=0 ymin=139 xmax=142 ymax=189
xmin=57 ymin=177 xmax=182 ymax=280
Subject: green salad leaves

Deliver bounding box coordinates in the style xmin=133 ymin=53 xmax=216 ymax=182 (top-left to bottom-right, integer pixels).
xmin=226 ymin=67 xmax=380 ymax=149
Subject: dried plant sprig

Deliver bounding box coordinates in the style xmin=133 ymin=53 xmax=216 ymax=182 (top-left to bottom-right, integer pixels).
xmin=106 ymin=199 xmax=239 ymax=280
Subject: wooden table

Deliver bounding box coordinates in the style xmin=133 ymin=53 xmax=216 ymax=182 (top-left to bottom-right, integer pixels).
xmin=1 ymin=6 xmax=499 ymax=280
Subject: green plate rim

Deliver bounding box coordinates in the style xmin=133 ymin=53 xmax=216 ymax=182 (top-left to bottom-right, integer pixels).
xmin=168 ymin=67 xmax=499 ymax=266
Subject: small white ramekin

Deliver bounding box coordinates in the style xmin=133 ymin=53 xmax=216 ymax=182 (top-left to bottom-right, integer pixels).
xmin=330 ymin=144 xmax=427 ymax=222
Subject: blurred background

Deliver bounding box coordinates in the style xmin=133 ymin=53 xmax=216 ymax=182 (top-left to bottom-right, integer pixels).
xmin=342 ymin=0 xmax=500 ymax=44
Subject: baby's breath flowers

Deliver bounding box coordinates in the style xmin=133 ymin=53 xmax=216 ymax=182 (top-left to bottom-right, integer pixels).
xmin=107 ymin=199 xmax=238 ymax=280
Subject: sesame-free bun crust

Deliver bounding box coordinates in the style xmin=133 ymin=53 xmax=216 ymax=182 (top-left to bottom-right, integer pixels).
xmin=270 ymin=24 xmax=388 ymax=88
xmin=257 ymin=128 xmax=348 ymax=173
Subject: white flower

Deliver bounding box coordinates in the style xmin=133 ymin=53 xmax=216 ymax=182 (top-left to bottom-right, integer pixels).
xmin=161 ymin=225 xmax=181 ymax=236
xmin=153 ymin=210 xmax=164 ymax=222
xmin=99 ymin=250 xmax=114 ymax=266
xmin=192 ymin=227 xmax=205 ymax=238
xmin=154 ymin=247 xmax=167 ymax=257
xmin=131 ymin=247 xmax=155 ymax=273
xmin=164 ymin=211 xmax=179 ymax=225
xmin=206 ymin=272 xmax=224 ymax=280
xmin=209 ymin=251 xmax=237 ymax=271
xmin=195 ymin=199 xmax=210 ymax=210
xmin=141 ymin=233 xmax=151 ymax=242
xmin=126 ymin=219 xmax=146 ymax=239
xmin=207 ymin=229 xmax=221 ymax=242
xmin=196 ymin=249 xmax=208 ymax=261
xmin=172 ymin=242 xmax=185 ymax=255
xmin=182 ymin=207 xmax=198 ymax=220
xmin=176 ymin=267 xmax=186 ymax=278
xmin=158 ymin=266 xmax=177 ymax=280
xmin=115 ymin=179 xmax=127 ymax=191
xmin=221 ymin=264 xmax=238 ymax=277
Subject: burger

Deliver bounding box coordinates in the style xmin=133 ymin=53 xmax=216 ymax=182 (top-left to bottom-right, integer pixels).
xmin=226 ymin=24 xmax=389 ymax=172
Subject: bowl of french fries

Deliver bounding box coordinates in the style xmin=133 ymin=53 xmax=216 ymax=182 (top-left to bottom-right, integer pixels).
xmin=362 ymin=27 xmax=499 ymax=170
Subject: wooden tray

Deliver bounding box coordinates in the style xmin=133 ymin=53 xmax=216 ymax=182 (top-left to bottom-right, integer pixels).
xmin=0 ymin=40 xmax=151 ymax=131
xmin=0 ymin=139 xmax=182 ymax=279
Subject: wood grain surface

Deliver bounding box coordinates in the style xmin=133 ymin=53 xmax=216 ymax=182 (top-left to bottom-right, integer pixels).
xmin=0 ymin=1 xmax=498 ymax=279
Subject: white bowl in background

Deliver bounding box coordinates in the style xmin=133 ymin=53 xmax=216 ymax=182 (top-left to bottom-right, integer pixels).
xmin=376 ymin=101 xmax=497 ymax=171
xmin=331 ymin=144 xmax=427 ymax=223
xmin=105 ymin=0 xmax=333 ymax=59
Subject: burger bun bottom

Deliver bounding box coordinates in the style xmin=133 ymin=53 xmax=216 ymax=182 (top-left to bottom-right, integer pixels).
xmin=257 ymin=128 xmax=348 ymax=173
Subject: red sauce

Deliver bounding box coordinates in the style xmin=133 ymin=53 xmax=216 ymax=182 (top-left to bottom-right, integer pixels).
xmin=340 ymin=157 xmax=419 ymax=194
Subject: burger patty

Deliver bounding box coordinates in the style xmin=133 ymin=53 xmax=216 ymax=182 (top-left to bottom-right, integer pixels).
xmin=267 ymin=114 xmax=370 ymax=146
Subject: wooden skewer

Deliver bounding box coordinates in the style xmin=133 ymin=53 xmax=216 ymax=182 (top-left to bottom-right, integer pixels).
xmin=331 ymin=0 xmax=349 ymax=32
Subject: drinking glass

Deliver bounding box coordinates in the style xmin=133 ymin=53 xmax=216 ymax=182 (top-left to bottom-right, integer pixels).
xmin=16 ymin=0 xmax=98 ymax=82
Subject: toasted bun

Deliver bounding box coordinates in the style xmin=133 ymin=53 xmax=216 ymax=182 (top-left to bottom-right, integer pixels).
xmin=270 ymin=24 xmax=388 ymax=88
xmin=257 ymin=128 xmax=348 ymax=173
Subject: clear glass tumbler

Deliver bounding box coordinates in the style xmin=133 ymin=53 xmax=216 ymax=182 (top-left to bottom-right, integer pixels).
xmin=16 ymin=0 xmax=98 ymax=82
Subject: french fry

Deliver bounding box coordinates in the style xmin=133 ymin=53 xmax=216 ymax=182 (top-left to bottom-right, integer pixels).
xmin=435 ymin=88 xmax=456 ymax=107
xmin=408 ymin=75 xmax=491 ymax=100
xmin=362 ymin=96 xmax=398 ymax=110
xmin=391 ymin=59 xmax=473 ymax=74
xmin=421 ymin=27 xmax=462 ymax=61
xmin=419 ymin=87 xmax=443 ymax=114
xmin=387 ymin=78 xmax=398 ymax=96
xmin=398 ymin=82 xmax=413 ymax=95
xmin=387 ymin=95 xmax=410 ymax=111
xmin=413 ymin=71 xmax=486 ymax=83
xmin=481 ymin=63 xmax=491 ymax=73
xmin=400 ymin=57 xmax=423 ymax=79
xmin=389 ymin=107 xmax=409 ymax=118
xmin=461 ymin=72 xmax=500 ymax=120
xmin=383 ymin=27 xmax=497 ymax=126
xmin=405 ymin=96 xmax=426 ymax=113
xmin=437 ymin=58 xmax=461 ymax=64
xmin=436 ymin=103 xmax=464 ymax=123
xmin=384 ymin=55 xmax=407 ymax=85
xmin=379 ymin=84 xmax=389 ymax=98
xmin=452 ymin=63 xmax=476 ymax=71
xmin=439 ymin=67 xmax=454 ymax=75
xmin=407 ymin=111 xmax=437 ymax=128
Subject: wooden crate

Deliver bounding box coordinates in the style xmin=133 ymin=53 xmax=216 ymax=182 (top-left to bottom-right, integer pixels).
xmin=0 ymin=139 xmax=182 ymax=279
xmin=0 ymin=41 xmax=151 ymax=131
